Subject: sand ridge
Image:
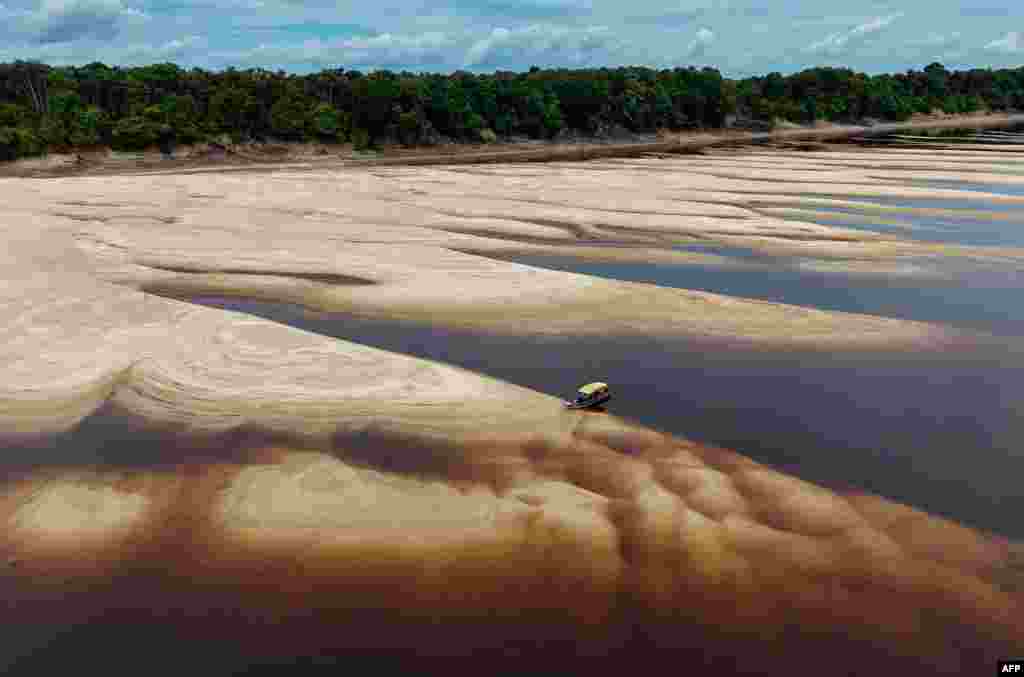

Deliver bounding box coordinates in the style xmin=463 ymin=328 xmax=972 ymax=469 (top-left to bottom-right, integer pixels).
xmin=2 ymin=421 xmax=1021 ymax=671
xmin=9 ymin=144 xmax=1024 ymax=435
xmin=2 ymin=143 xmax=1024 ymax=671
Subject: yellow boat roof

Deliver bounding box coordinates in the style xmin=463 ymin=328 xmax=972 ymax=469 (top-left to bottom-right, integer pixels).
xmin=578 ymin=382 xmax=608 ymax=395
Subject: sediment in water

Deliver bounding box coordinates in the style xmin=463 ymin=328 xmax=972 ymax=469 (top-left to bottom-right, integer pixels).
xmin=4 ymin=143 xmax=1024 ymax=672
xmin=1 ymin=413 xmax=1022 ymax=674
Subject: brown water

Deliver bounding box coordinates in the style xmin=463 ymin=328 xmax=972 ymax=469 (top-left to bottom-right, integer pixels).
xmin=141 ymin=296 xmax=1024 ymax=542
xmin=4 ymin=312 xmax=1018 ymax=675
xmin=5 ymin=169 xmax=1024 ymax=675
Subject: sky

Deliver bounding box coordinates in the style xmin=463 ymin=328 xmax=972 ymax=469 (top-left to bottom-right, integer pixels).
xmin=0 ymin=0 xmax=1021 ymax=77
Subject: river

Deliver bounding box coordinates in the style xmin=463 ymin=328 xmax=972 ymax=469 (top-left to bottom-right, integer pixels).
xmin=4 ymin=143 xmax=1024 ymax=675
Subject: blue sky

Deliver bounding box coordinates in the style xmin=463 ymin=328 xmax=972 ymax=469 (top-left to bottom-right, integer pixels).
xmin=0 ymin=0 xmax=1020 ymax=76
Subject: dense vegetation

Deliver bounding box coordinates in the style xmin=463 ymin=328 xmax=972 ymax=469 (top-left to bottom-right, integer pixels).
xmin=0 ymin=60 xmax=1023 ymax=160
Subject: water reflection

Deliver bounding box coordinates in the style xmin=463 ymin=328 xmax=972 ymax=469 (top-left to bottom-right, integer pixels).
xmin=0 ymin=403 xmax=301 ymax=480
xmin=751 ymin=195 xmax=1024 ymax=246
xmin=903 ymin=179 xmax=1024 ymax=198
xmin=164 ymin=296 xmax=1024 ymax=539
xmin=770 ymin=207 xmax=1017 ymax=245
xmin=823 ymin=192 xmax=1024 ymax=223
xmin=486 ymin=253 xmax=1024 ymax=337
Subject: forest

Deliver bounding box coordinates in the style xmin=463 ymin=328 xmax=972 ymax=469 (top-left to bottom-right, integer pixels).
xmin=1 ymin=59 xmax=1023 ymax=160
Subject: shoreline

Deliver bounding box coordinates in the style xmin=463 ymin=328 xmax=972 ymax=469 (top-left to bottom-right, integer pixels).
xmin=2 ymin=404 xmax=1022 ymax=673
xmin=3 ymin=134 xmax=1024 ymax=670
xmin=3 ymin=138 xmax=1020 ymax=441
xmin=2 ymin=112 xmax=1023 ymax=179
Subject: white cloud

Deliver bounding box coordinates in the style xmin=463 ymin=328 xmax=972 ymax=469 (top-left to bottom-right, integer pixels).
xmin=0 ymin=32 xmax=205 ymax=66
xmin=213 ymin=31 xmax=458 ymax=69
xmin=464 ymin=27 xmax=508 ymax=66
xmin=28 ymin=0 xmax=148 ymax=44
xmin=326 ymin=31 xmax=454 ymax=66
xmin=80 ymin=34 xmax=205 ymax=64
xmin=686 ymin=26 xmax=714 ymax=58
xmin=986 ymin=32 xmax=1023 ymax=54
xmin=463 ymin=24 xmax=621 ymax=68
xmin=1 ymin=1 xmax=1020 ymax=77
xmin=142 ymin=34 xmax=202 ymax=57
xmin=805 ymin=14 xmax=901 ymax=56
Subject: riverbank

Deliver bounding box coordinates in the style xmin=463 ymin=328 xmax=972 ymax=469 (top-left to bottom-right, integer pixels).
xmin=3 ymin=138 xmax=1024 ymax=672
xmin=5 ymin=140 xmax=1023 ymax=438
xmin=2 ymin=112 xmax=1023 ymax=179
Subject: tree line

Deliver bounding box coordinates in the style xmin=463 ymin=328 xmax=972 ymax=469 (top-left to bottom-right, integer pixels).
xmin=0 ymin=60 xmax=1022 ymax=160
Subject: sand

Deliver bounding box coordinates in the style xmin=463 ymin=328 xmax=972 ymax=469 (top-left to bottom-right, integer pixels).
xmin=7 ymin=154 xmax=1003 ymax=354
xmin=2 ymin=142 xmax=1024 ymax=671
xmin=8 ymin=143 xmax=1024 ymax=437
xmin=2 ymin=422 xmax=1021 ymax=671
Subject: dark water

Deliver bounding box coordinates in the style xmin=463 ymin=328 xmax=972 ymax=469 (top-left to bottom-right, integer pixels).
xmin=623 ymin=179 xmax=1024 ymax=336
xmin=850 ymin=193 xmax=1024 ymax=216
xmin=485 ymin=253 xmax=1024 ymax=337
xmin=756 ymin=196 xmax=1024 ymax=246
xmin=161 ymin=296 xmax=1024 ymax=541
xmin=0 ymin=407 xmax=300 ymax=478
xmin=779 ymin=207 xmax=1022 ymax=246
xmin=904 ymin=179 xmax=1024 ymax=198
xmin=6 ymin=173 xmax=1024 ymax=675
xmin=672 ymin=243 xmax=778 ymax=260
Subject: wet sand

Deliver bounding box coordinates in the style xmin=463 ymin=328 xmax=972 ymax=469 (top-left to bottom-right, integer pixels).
xmin=2 ymin=414 xmax=1022 ymax=675
xmin=167 ymin=296 xmax=1024 ymax=540
xmin=3 ymin=143 xmax=1024 ymax=673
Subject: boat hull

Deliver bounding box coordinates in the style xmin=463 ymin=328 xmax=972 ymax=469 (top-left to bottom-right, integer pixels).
xmin=564 ymin=393 xmax=611 ymax=409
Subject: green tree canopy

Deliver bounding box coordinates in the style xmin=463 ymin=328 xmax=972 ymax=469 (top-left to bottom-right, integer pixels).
xmin=0 ymin=60 xmax=1022 ymax=162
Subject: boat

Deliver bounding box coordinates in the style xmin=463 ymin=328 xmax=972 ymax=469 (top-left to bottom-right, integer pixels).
xmin=564 ymin=382 xmax=611 ymax=409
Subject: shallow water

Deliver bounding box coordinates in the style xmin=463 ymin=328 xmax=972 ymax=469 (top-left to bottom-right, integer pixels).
xmin=444 ymin=177 xmax=1024 ymax=536
xmin=849 ymin=197 xmax=1019 ymax=231
xmin=486 ymin=253 xmax=1024 ymax=337
xmin=150 ymin=296 xmax=1024 ymax=540
xmin=0 ymin=406 xmax=293 ymax=479
xmin=3 ymin=319 xmax=1018 ymax=677
xmin=904 ymin=179 xmax=1024 ymax=198
xmin=774 ymin=207 xmax=1022 ymax=246
xmin=7 ymin=150 xmax=1024 ymax=676
xmin=753 ymin=194 xmax=1024 ymax=247
xmin=541 ymin=177 xmax=1024 ymax=336
xmin=672 ymin=243 xmax=781 ymax=261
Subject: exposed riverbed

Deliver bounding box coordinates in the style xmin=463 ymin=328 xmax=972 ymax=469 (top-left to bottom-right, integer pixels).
xmin=163 ymin=295 xmax=1024 ymax=540
xmin=4 ymin=141 xmax=1024 ymax=674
